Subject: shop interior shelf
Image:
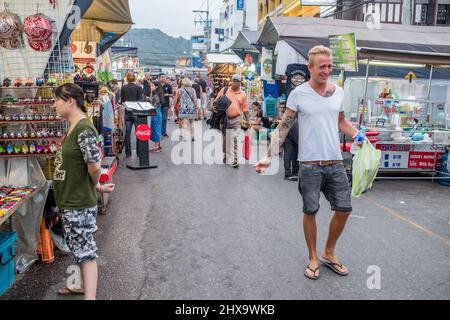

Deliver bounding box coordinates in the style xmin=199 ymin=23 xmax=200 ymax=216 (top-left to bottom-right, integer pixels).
xmin=0 ymin=153 xmax=56 ymax=158
xmin=0 ymin=187 xmax=42 ymax=227
xmin=0 ymin=101 xmax=55 ymax=107
xmin=0 ymin=119 xmax=63 ymax=125
xmin=0 ymin=85 xmax=59 ymax=89
xmin=367 ymin=98 xmax=444 ymax=104
xmin=0 ymin=137 xmax=62 ymax=142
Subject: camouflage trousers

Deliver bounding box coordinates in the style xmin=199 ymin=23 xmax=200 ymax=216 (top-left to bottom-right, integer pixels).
xmin=61 ymin=207 xmax=98 ymax=264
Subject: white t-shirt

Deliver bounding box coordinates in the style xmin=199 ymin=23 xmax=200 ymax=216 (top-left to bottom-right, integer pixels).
xmin=287 ymin=82 xmax=344 ymax=162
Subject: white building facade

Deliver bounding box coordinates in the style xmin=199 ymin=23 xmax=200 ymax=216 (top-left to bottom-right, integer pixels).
xmin=211 ymin=0 xmax=258 ymax=53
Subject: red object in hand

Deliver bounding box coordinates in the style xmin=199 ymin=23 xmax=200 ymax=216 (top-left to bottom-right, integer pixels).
xmin=136 ymin=124 xmax=152 ymax=142
xmin=243 ymin=134 xmax=250 ymax=160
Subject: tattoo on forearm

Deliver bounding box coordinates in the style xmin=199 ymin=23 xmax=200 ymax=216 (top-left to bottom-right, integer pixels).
xmin=267 ymin=109 xmax=297 ymax=158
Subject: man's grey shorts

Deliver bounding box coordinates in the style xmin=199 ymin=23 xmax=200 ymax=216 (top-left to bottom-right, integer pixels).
xmin=298 ymin=162 xmax=352 ymax=215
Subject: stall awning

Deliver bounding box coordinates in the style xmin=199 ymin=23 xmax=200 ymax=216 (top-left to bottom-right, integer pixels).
xmin=230 ymin=31 xmax=261 ymax=52
xmin=70 ymin=0 xmax=133 ymax=55
xmin=110 ymin=46 xmax=138 ymax=57
xmin=258 ymin=17 xmax=450 ymax=65
xmin=229 ymin=30 xmax=261 ymax=59
xmin=204 ymin=53 xmax=242 ymax=65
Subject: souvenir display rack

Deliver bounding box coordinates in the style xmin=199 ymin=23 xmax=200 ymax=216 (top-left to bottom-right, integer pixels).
xmin=0 ymin=85 xmax=67 ymax=158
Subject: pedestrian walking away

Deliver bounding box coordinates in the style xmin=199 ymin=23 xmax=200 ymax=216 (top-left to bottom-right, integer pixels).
xmin=159 ymin=73 xmax=173 ymax=138
xmin=175 ymin=78 xmax=198 ymax=141
xmin=255 ymin=45 xmax=364 ymax=280
xmin=120 ymin=72 xmax=144 ymax=158
xmin=147 ymin=80 xmax=165 ymax=153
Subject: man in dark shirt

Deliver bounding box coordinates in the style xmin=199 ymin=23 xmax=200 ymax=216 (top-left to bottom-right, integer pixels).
xmin=192 ymin=78 xmax=203 ymax=120
xmin=143 ymin=73 xmax=151 ymax=98
xmin=198 ymin=77 xmax=208 ymax=120
xmin=120 ymin=72 xmax=144 ymax=157
xmin=159 ymin=73 xmax=173 ymax=137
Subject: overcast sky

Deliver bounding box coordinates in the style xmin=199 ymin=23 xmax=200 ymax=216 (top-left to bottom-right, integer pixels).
xmin=130 ymin=0 xmax=223 ymax=39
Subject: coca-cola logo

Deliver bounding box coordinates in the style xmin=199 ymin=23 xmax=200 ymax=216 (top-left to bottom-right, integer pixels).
xmin=135 ymin=124 xmax=152 ymax=142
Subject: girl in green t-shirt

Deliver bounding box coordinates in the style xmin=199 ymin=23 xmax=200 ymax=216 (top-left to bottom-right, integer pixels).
xmin=53 ymin=83 xmax=114 ymax=300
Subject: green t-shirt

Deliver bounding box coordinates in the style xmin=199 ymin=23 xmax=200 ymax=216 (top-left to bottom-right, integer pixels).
xmin=53 ymin=118 xmax=102 ymax=210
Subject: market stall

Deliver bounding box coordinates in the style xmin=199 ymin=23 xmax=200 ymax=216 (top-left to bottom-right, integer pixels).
xmin=204 ymin=53 xmax=242 ymax=93
xmin=0 ymin=0 xmax=75 ymax=276
xmin=256 ymin=16 xmax=450 ymax=179
xmin=0 ymin=0 xmax=133 ymax=296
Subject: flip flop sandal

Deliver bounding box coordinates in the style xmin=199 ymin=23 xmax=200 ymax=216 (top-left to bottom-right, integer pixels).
xmin=304 ymin=266 xmax=320 ymax=280
xmin=319 ymin=257 xmax=349 ymax=276
xmin=58 ymin=287 xmax=84 ymax=295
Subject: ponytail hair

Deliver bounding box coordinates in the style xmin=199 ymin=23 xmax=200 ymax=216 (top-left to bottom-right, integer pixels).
xmin=54 ymin=83 xmax=87 ymax=113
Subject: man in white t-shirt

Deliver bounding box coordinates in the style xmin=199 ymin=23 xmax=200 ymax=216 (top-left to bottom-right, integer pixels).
xmin=256 ymin=45 xmax=362 ymax=280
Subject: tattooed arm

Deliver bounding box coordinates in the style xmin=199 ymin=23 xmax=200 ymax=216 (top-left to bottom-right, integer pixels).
xmin=339 ymin=111 xmax=358 ymax=137
xmin=267 ymin=108 xmax=297 ymax=157
xmin=255 ymin=108 xmax=298 ymax=173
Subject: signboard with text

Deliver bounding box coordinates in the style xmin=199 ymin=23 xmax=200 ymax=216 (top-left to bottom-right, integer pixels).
xmin=237 ymin=0 xmax=245 ymax=10
xmin=329 ymin=33 xmax=358 ymax=72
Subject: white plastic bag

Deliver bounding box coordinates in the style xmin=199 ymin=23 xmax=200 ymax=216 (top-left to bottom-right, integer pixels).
xmin=352 ymin=140 xmax=382 ymax=198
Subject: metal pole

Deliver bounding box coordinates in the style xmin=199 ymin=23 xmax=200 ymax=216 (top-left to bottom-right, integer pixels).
xmin=358 ymin=59 xmax=370 ymax=125
xmin=427 ymin=65 xmax=434 ymax=125
xmin=426 ymin=65 xmax=434 ymax=101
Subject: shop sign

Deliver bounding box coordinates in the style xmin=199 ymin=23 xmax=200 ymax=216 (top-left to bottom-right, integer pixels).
xmin=136 ymin=124 xmax=152 ymax=142
xmin=329 ymin=33 xmax=358 ymax=72
xmin=216 ymin=29 xmax=225 ymax=42
xmin=408 ymin=152 xmax=444 ymax=169
xmin=376 ymin=144 xmax=410 ymax=152
xmin=381 ymin=151 xmax=409 ymax=169
xmin=236 ymin=0 xmax=245 ymax=11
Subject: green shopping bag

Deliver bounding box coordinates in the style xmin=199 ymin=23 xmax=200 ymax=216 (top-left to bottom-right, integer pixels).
xmin=351 ymin=140 xmax=382 ymax=198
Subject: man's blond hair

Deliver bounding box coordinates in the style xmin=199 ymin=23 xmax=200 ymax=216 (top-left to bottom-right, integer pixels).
xmin=308 ymin=45 xmax=332 ymax=66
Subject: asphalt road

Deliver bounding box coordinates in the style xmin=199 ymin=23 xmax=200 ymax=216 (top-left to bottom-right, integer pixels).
xmin=2 ymin=121 xmax=450 ymax=300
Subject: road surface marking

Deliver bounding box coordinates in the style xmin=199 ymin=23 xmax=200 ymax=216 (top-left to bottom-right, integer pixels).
xmin=367 ymin=196 xmax=450 ymax=247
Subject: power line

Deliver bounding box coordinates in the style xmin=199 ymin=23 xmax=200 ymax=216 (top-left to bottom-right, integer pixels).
xmin=322 ymin=0 xmax=371 ymax=19
xmin=199 ymin=0 xmax=208 ymax=11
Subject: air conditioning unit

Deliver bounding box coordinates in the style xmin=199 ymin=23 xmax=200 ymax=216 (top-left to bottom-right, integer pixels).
xmin=363 ymin=3 xmax=381 ymax=30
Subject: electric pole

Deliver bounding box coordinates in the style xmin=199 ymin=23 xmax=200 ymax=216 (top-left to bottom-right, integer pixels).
xmin=193 ymin=0 xmax=212 ymax=53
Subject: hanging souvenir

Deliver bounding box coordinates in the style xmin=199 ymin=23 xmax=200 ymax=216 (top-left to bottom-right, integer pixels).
xmin=0 ymin=3 xmax=24 ymax=49
xmin=24 ymin=9 xmax=53 ymax=52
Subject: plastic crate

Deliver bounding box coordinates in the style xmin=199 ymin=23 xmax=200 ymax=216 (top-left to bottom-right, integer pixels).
xmin=0 ymin=232 xmax=17 ymax=296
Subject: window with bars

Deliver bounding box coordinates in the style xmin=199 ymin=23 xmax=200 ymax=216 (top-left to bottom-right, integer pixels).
xmin=413 ymin=2 xmax=450 ymax=25
xmin=363 ymin=1 xmax=403 ymax=24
